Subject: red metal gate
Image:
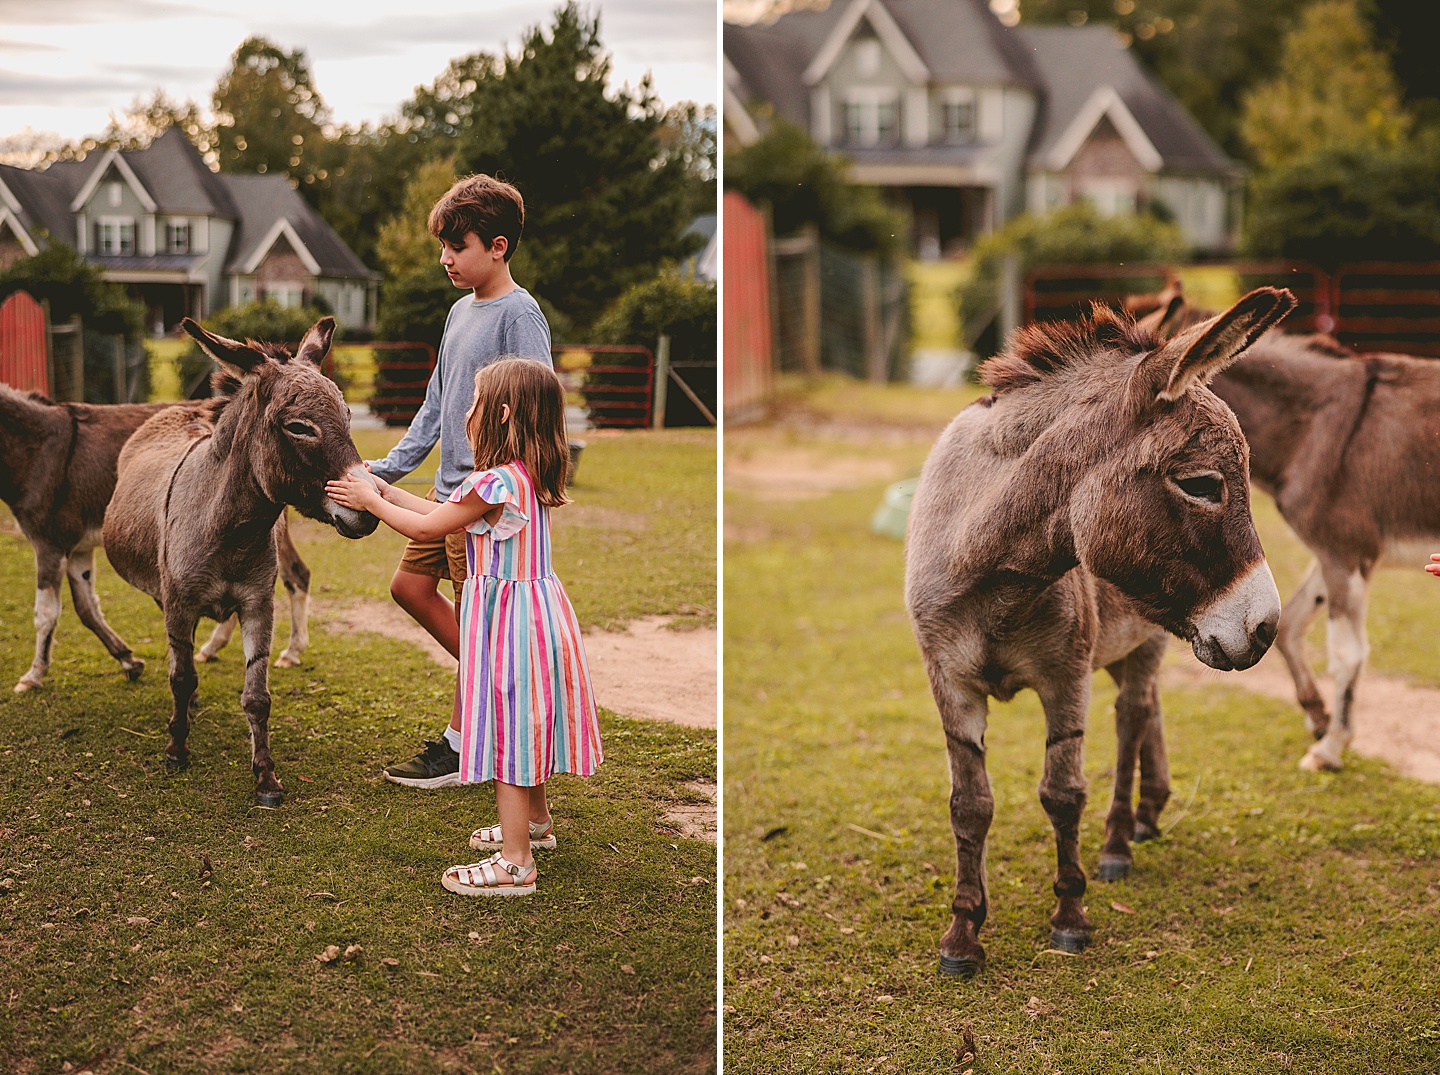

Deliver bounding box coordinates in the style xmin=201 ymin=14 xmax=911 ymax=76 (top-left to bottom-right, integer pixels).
xmin=723 ymin=191 xmax=773 ymax=418
xmin=0 ymin=290 xmax=48 ymax=394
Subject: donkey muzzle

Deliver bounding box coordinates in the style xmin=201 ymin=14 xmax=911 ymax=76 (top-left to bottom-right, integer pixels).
xmin=321 ymin=465 xmax=380 ymax=539
xmin=1189 ymin=560 xmax=1281 ymax=671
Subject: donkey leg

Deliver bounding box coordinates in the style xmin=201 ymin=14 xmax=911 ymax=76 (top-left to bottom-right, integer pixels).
xmin=273 ymin=522 xmax=310 ymax=668
xmin=15 ymin=546 xmax=64 ymax=692
xmin=1035 ymin=674 xmax=1092 ymax=952
xmin=196 ymin=614 xmax=237 ymax=662
xmin=238 ymin=597 xmax=282 ymax=806
xmin=1133 ymin=697 xmax=1171 ymax=843
xmin=65 ymin=545 xmax=144 ymax=681
xmin=1276 ymin=559 xmax=1329 ymax=738
xmin=163 ymin=604 xmax=201 ymax=768
xmin=1099 ymin=635 xmax=1165 ymax=880
xmin=931 ymin=673 xmax=992 ymax=978
xmin=1302 ymin=563 xmax=1368 ymax=772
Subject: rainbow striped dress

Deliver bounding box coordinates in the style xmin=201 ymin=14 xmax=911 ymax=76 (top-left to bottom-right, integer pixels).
xmin=447 ymin=461 xmax=602 ymax=786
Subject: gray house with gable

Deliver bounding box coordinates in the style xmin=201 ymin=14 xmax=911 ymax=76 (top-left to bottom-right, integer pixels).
xmin=725 ymin=0 xmax=1242 ymax=258
xmin=0 ymin=126 xmax=378 ymax=333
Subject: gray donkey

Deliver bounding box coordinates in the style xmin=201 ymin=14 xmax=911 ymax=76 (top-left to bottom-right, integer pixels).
xmin=103 ymin=316 xmax=375 ymax=806
xmin=905 ymin=289 xmax=1294 ymax=977
xmin=0 ymin=385 xmax=314 ymax=692
xmin=1136 ymin=282 xmax=1440 ymax=772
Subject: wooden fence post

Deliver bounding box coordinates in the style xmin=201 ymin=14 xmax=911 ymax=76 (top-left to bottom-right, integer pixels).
xmin=801 ymin=222 xmax=821 ymax=373
xmin=863 ymin=256 xmax=885 ymax=383
xmin=652 ymin=333 xmax=671 ymax=429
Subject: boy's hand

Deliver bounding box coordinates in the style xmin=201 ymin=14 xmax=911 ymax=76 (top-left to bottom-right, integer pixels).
xmin=326 ymin=470 xmax=382 ymax=512
xmin=1427 ymin=554 xmax=1440 ymax=578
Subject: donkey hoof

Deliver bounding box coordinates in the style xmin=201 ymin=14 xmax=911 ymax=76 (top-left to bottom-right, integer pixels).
xmin=1133 ymin=822 xmax=1161 ymax=843
xmin=274 ymin=653 xmax=300 ymax=669
xmin=938 ymin=950 xmax=984 ymax=979
xmin=1096 ymin=854 xmax=1131 ymax=882
xmin=1049 ymin=928 xmax=1091 ymax=954
xmin=164 ymin=752 xmax=189 ymax=770
xmin=1299 ymin=748 xmax=1341 ymax=773
xmin=194 ymin=650 xmax=215 ymax=664
xmin=255 ymin=789 xmax=284 ymax=808
xmin=13 ymin=678 xmax=39 ymax=693
xmin=123 ymin=659 xmax=145 ymax=681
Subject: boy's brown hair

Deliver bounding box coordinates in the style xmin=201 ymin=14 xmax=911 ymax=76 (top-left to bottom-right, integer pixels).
xmin=427 ymin=175 xmax=524 ymax=261
xmin=465 ymin=358 xmax=570 ymax=508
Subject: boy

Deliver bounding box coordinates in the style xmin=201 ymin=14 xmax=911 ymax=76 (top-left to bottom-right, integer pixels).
xmin=367 ymin=174 xmax=552 ymax=788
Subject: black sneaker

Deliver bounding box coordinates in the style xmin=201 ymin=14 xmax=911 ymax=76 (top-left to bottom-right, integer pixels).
xmin=383 ymin=737 xmax=461 ymax=788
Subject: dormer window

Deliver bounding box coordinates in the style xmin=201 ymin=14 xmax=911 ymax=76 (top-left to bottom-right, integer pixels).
xmin=943 ymin=89 xmax=977 ymax=144
xmin=166 ymin=221 xmax=191 ymax=254
xmin=94 ymin=218 xmax=135 ymax=256
xmin=843 ymin=88 xmax=900 ymax=147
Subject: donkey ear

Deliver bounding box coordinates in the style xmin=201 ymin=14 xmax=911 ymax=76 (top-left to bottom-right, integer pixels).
xmin=181 ymin=317 xmax=267 ymax=377
xmin=1133 ymin=279 xmax=1188 ymax=339
xmin=294 ymin=317 xmax=336 ymax=367
xmin=1136 ymin=287 xmax=1296 ymax=404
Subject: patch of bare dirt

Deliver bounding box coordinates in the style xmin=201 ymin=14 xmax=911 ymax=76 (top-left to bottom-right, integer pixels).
xmin=1165 ymin=644 xmax=1440 ymax=784
xmin=725 ymin=447 xmax=903 ymax=500
xmin=319 ymin=602 xmax=716 ymax=729
xmin=552 ymin=505 xmax=649 ymax=531
xmin=662 ymin=779 xmax=718 ymax=843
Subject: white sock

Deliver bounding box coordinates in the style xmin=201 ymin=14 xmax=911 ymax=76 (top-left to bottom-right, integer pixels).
xmin=443 ymin=725 xmax=461 ymax=752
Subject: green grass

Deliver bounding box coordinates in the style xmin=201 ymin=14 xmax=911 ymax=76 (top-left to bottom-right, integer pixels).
xmin=0 ymin=428 xmax=716 ymax=1073
xmin=723 ymin=384 xmax=1440 ymax=1074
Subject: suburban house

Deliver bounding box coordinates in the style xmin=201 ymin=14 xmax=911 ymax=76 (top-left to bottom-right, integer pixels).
xmin=0 ymin=126 xmax=379 ymax=333
xmin=725 ymin=0 xmax=1242 ymax=258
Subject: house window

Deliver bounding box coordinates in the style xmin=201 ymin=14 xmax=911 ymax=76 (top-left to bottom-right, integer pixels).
xmin=94 ymin=218 xmax=136 ymax=256
xmin=943 ymin=91 xmax=977 ymax=144
xmin=166 ymin=222 xmax=191 ymax=254
xmin=262 ymin=286 xmax=305 ymax=308
xmin=843 ymin=89 xmax=901 ymax=148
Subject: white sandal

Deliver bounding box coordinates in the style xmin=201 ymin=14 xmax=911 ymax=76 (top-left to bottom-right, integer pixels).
xmin=441 ymin=853 xmax=537 ymax=897
xmin=469 ymin=817 xmax=556 ymax=851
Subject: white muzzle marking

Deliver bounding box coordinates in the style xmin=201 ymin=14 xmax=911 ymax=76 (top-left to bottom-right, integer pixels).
xmin=322 ymin=464 xmax=379 ymax=537
xmin=1191 ymin=559 xmax=1281 ymax=671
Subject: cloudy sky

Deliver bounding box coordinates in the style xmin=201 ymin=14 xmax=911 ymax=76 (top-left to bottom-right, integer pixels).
xmin=0 ymin=0 xmax=717 ymax=144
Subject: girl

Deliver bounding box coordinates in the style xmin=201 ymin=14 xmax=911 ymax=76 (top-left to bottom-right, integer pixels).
xmin=326 ymin=358 xmax=602 ymax=896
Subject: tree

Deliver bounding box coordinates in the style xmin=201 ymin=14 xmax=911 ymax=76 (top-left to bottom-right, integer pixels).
xmin=406 ymin=4 xmax=699 ymax=330
xmin=723 ymin=117 xmax=906 ymax=254
xmin=374 ymin=158 xmax=462 ymax=350
xmin=659 ymin=102 xmax=718 ymax=220
xmin=1242 ymin=136 xmax=1440 ymax=267
xmin=212 ymin=37 xmax=329 ymax=186
xmin=97 ymin=90 xmax=217 ymax=162
xmin=1240 ymin=0 xmax=1410 ymax=170
xmin=0 ymin=244 xmax=143 ymax=337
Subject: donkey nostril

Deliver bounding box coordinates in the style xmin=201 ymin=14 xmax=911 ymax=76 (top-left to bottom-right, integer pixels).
xmin=1253 ymin=619 xmax=1276 ymax=649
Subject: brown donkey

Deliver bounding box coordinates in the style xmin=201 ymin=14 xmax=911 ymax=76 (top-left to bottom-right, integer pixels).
xmin=1136 ymin=282 xmax=1440 ymax=772
xmin=905 ymin=289 xmax=1294 ymax=977
xmin=103 ymin=316 xmax=375 ymax=806
xmin=0 ymin=386 xmax=314 ymax=691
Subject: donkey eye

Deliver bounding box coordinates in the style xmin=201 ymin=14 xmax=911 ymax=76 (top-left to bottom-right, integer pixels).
xmin=284 ymin=420 xmax=319 ymax=439
xmin=1172 ymin=473 xmax=1224 ymax=504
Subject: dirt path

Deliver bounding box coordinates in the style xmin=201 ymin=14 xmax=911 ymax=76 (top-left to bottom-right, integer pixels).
xmin=728 ymin=436 xmax=1440 ymax=785
xmin=1164 ymin=647 xmax=1440 ymax=784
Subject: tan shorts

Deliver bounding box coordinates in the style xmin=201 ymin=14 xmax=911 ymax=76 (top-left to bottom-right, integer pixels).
xmin=396 ymin=488 xmax=469 ymax=586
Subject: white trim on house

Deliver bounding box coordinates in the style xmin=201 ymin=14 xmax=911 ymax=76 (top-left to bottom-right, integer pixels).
xmin=0 ymin=174 xmax=23 ymax=217
xmin=239 ymin=218 xmax=322 ymax=276
xmin=68 ymin=150 xmax=158 ymax=213
xmin=1045 ymin=86 xmax=1163 ymax=173
xmin=803 ymin=0 xmax=930 ymax=87
xmin=0 ymin=207 xmax=39 ymax=255
xmin=724 ymin=57 xmax=761 ymax=145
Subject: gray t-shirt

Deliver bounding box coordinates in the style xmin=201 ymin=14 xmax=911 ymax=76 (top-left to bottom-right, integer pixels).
xmin=368 ymin=287 xmax=551 ymax=499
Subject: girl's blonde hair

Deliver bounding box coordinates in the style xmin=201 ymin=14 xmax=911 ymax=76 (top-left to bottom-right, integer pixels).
xmin=465 ymin=358 xmax=571 ymax=507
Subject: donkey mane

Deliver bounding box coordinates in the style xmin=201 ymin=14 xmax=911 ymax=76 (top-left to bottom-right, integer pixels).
xmin=980 ymin=304 xmax=1160 ymax=394
xmin=0 ymin=383 xmax=55 ymax=407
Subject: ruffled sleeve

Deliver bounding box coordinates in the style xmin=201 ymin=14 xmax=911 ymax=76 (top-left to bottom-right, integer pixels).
xmin=448 ymin=466 xmax=529 ymax=539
